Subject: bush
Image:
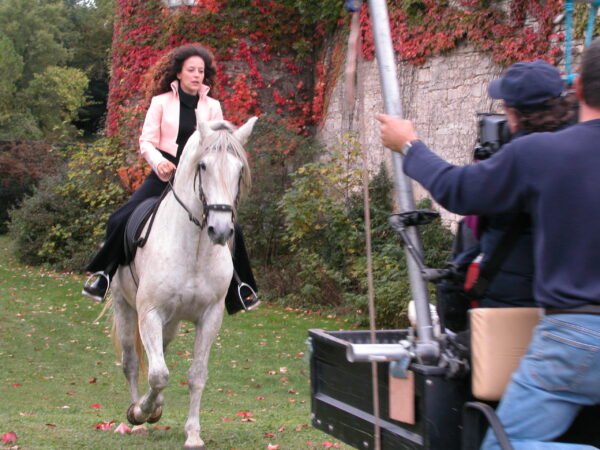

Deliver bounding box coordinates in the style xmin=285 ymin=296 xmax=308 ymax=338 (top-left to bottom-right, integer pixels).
xmin=8 ymin=170 xmax=89 ymax=268
xmin=278 ymin=133 xmax=454 ymax=328
xmin=8 ymin=138 xmax=129 ymax=271
xmin=0 ymin=140 xmax=61 ymax=233
xmin=238 ymin=114 xmax=321 ymax=266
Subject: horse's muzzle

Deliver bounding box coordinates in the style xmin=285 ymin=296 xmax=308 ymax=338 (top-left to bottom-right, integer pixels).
xmin=207 ymin=223 xmax=234 ymax=245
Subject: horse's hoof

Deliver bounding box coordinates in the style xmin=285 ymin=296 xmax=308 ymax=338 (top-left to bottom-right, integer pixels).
xmin=127 ymin=403 xmax=146 ymax=425
xmin=147 ymin=406 xmax=163 ymax=423
xmin=183 ymin=446 xmax=206 ymax=450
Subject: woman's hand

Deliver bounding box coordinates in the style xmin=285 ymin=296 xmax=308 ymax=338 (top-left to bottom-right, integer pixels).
xmin=157 ymin=161 xmax=176 ymax=181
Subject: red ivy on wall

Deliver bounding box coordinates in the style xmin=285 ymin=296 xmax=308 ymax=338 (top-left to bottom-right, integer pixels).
xmin=108 ymin=0 xmax=566 ymax=159
xmin=107 ymin=0 xmax=324 ymax=151
xmin=359 ymin=0 xmax=564 ymax=66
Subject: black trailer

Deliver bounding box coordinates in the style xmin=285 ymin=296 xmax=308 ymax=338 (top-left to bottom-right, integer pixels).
xmin=308 ymin=328 xmax=600 ymax=449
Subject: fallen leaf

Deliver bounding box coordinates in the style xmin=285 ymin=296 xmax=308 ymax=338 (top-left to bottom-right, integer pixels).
xmin=94 ymin=420 xmax=115 ymax=430
xmin=90 ymin=404 xmax=103 ymax=409
xmin=236 ymin=411 xmax=253 ymax=418
xmin=242 ymin=417 xmax=256 ymax=422
xmin=267 ymin=444 xmax=280 ymax=450
xmin=11 ymin=383 xmax=22 ymax=387
xmin=114 ymin=423 xmax=131 ymax=434
xmin=154 ymin=425 xmax=171 ymax=430
xmin=255 ymin=396 xmax=265 ymax=400
xmin=1 ymin=432 xmax=16 ymax=445
xmin=220 ymin=417 xmax=235 ymax=422
xmin=89 ymin=377 xmax=97 ymax=384
xmin=45 ymin=424 xmax=56 ymax=427
xmin=131 ymin=425 xmax=148 ymax=436
xmin=278 ymin=425 xmax=287 ymax=432
xmin=263 ymin=432 xmax=276 ymax=438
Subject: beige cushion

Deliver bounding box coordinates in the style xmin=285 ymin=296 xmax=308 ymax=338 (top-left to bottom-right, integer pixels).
xmin=470 ymin=307 xmax=541 ymax=401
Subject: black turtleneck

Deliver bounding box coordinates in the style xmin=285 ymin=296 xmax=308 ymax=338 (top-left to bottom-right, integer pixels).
xmin=160 ymin=83 xmax=199 ymax=167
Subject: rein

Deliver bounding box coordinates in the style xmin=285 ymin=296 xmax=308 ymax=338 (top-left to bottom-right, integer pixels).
xmin=168 ymin=162 xmax=238 ymax=229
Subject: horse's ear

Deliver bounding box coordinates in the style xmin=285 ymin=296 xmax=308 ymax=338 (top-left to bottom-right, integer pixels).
xmin=233 ymin=116 xmax=258 ymax=145
xmin=198 ymin=121 xmax=215 ymax=142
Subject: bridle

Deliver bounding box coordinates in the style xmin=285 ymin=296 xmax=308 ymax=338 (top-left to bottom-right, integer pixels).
xmin=168 ymin=160 xmax=242 ymax=230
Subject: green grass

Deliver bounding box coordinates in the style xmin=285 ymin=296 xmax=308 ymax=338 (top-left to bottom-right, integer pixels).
xmin=0 ymin=235 xmax=353 ymax=449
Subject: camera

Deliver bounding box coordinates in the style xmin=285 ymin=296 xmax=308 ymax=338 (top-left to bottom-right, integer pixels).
xmin=473 ymin=113 xmax=512 ymax=160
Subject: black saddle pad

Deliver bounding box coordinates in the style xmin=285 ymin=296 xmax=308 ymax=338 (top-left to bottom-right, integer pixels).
xmin=123 ymin=196 xmax=160 ymax=264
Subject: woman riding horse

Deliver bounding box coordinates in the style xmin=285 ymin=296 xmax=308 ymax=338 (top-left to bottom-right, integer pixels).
xmin=83 ymin=43 xmax=259 ymax=313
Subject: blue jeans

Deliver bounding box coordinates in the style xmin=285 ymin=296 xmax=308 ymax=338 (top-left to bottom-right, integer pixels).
xmin=482 ymin=313 xmax=600 ymax=450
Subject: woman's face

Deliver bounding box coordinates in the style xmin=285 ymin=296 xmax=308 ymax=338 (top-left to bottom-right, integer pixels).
xmin=177 ymin=55 xmax=205 ymax=95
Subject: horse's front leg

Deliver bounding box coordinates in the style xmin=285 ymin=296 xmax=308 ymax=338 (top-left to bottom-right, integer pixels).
xmin=129 ymin=309 xmax=169 ymax=425
xmin=184 ymin=304 xmax=224 ymax=449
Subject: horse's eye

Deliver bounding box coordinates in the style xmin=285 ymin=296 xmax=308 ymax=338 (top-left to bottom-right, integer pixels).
xmin=199 ymin=162 xmax=207 ymax=171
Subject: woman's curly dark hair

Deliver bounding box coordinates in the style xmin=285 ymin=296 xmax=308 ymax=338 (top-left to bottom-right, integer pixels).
xmin=513 ymin=93 xmax=577 ymax=133
xmin=144 ymin=44 xmax=217 ymax=101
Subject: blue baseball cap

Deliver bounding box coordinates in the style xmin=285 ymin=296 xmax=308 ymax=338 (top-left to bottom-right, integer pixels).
xmin=488 ymin=60 xmax=565 ymax=107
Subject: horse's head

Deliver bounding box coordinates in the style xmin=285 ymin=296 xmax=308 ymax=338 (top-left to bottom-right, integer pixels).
xmin=178 ymin=117 xmax=256 ymax=245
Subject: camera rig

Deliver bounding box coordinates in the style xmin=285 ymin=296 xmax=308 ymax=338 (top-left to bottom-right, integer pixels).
xmin=473 ymin=113 xmax=511 ymax=160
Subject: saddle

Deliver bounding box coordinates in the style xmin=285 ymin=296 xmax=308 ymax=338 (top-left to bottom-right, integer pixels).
xmin=123 ymin=196 xmax=160 ymax=265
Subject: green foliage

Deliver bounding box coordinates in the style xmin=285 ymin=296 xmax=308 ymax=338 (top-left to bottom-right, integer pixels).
xmin=0 ymin=112 xmax=44 ymax=141
xmin=238 ymin=115 xmax=321 ymax=266
xmin=22 ymin=66 xmax=89 ymax=140
xmin=280 ymin=133 xmax=363 ymax=258
xmin=8 ymin=138 xmax=129 ymax=271
xmin=278 ymin=136 xmax=454 ymax=328
xmin=282 ymin=0 xmax=344 ymax=32
xmin=0 ymin=0 xmax=113 ymax=139
xmin=0 ymin=33 xmax=23 ymax=110
xmin=0 ymin=141 xmax=61 ymax=233
xmin=8 ymin=171 xmax=86 ymax=268
xmin=0 ymin=0 xmax=71 ymax=88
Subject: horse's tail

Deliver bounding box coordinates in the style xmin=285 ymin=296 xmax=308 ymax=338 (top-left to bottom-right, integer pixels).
xmin=96 ymin=293 xmax=147 ymax=374
xmin=111 ymin=314 xmax=147 ymax=374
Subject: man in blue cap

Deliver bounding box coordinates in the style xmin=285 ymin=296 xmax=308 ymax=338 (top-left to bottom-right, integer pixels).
xmin=438 ymin=59 xmax=576 ymax=325
xmin=377 ymin=39 xmax=600 ymax=449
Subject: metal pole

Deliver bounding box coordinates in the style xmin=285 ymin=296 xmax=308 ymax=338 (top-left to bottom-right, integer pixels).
xmin=367 ymin=0 xmax=438 ymax=362
xmin=565 ymin=1 xmax=574 ymax=84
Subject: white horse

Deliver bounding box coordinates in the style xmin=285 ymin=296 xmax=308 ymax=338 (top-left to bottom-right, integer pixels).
xmin=110 ymin=116 xmax=256 ymax=449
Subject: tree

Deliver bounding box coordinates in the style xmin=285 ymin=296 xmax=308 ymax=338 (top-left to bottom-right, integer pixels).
xmin=64 ymin=0 xmax=114 ymax=135
xmin=22 ymin=66 xmax=89 ymax=140
xmin=0 ymin=32 xmax=23 ymax=118
xmin=0 ymin=0 xmax=72 ymax=89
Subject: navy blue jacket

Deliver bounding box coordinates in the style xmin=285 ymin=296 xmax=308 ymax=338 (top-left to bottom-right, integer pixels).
xmin=404 ymin=119 xmax=600 ymax=309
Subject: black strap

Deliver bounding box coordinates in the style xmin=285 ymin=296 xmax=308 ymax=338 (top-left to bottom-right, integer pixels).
xmin=466 ymin=213 xmax=530 ymax=299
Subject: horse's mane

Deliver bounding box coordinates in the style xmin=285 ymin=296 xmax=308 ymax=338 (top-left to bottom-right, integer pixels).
xmin=177 ymin=124 xmax=251 ymax=212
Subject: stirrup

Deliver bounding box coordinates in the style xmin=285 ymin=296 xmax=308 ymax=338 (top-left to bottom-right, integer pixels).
xmin=82 ymin=271 xmax=111 ymax=303
xmin=237 ymin=282 xmax=260 ymax=311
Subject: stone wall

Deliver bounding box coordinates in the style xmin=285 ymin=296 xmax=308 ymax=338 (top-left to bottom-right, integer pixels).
xmin=317 ymin=43 xmax=505 ymax=229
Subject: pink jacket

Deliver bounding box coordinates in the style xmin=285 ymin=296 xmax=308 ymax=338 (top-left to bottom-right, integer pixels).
xmin=139 ymin=80 xmax=223 ymax=177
